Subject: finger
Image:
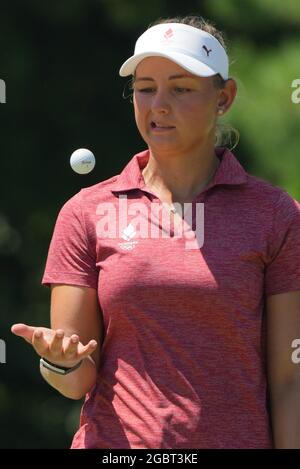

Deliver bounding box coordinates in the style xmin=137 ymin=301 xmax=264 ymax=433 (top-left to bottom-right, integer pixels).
xmin=77 ymin=340 xmax=98 ymax=358
xmin=11 ymin=323 xmax=36 ymax=344
xmin=63 ymin=334 xmax=80 ymax=359
xmin=32 ymin=329 xmax=49 ymax=356
xmin=48 ymin=330 xmax=65 ymax=357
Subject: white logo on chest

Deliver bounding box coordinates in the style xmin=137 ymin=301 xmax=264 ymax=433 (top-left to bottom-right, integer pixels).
xmin=118 ymin=223 xmax=139 ymax=250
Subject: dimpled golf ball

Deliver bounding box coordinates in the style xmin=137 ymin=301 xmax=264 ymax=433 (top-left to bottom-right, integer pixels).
xmin=70 ymin=148 xmax=96 ymax=174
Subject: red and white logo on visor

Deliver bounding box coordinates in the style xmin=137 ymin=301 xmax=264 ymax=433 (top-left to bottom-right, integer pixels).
xmin=160 ymin=28 xmax=175 ymax=45
xmin=164 ymin=28 xmax=174 ymax=39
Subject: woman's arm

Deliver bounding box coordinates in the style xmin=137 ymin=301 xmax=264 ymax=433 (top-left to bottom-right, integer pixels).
xmin=12 ymin=284 xmax=104 ymax=400
xmin=266 ymin=290 xmax=300 ymax=448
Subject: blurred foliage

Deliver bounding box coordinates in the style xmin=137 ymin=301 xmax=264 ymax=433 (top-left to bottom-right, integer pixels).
xmin=0 ymin=0 xmax=299 ymax=448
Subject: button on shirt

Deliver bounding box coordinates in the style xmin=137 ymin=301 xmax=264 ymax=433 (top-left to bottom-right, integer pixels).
xmin=42 ymin=147 xmax=300 ymax=448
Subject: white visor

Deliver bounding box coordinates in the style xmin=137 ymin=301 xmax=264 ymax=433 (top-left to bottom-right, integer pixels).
xmin=119 ymin=23 xmax=229 ymax=80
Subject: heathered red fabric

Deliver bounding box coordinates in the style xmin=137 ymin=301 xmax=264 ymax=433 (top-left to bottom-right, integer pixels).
xmin=42 ymin=147 xmax=300 ymax=449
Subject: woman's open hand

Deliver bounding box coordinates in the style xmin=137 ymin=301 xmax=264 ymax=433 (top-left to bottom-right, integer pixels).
xmin=11 ymin=323 xmax=97 ymax=368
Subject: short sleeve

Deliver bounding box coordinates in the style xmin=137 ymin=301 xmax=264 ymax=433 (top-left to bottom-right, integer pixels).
xmin=265 ymin=191 xmax=300 ymax=297
xmin=41 ymin=191 xmax=98 ymax=289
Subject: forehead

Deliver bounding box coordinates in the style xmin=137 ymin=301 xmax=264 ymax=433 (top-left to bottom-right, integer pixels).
xmin=135 ymin=56 xmax=196 ymax=79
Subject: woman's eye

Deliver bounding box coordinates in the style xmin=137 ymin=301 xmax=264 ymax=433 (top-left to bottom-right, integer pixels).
xmin=137 ymin=88 xmax=155 ymax=93
xmin=174 ymin=87 xmax=191 ymax=93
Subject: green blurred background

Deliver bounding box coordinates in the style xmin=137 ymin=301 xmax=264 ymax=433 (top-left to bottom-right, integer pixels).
xmin=0 ymin=0 xmax=299 ymax=448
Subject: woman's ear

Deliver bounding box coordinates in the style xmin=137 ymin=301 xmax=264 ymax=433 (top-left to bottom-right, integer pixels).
xmin=217 ymin=78 xmax=237 ymax=114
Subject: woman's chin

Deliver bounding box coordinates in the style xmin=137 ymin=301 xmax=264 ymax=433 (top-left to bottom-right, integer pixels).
xmin=147 ymin=137 xmax=181 ymax=151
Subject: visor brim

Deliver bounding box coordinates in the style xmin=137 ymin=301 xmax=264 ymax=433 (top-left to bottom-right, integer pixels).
xmin=119 ymin=51 xmax=221 ymax=78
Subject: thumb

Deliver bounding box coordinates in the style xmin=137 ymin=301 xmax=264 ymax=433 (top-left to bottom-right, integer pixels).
xmin=11 ymin=323 xmax=36 ymax=344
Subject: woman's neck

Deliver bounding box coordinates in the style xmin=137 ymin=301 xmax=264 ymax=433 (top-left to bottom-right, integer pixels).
xmin=142 ymin=146 xmax=220 ymax=203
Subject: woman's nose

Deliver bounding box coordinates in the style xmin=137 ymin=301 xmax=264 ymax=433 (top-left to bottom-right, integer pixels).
xmin=151 ymin=89 xmax=170 ymax=113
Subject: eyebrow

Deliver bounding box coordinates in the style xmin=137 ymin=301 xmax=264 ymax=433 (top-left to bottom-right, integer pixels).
xmin=134 ymin=74 xmax=197 ymax=82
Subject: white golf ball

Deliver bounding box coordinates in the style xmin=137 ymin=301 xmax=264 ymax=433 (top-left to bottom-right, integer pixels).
xmin=70 ymin=148 xmax=96 ymax=174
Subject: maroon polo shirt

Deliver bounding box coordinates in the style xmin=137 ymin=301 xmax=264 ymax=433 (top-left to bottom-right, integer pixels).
xmin=42 ymin=147 xmax=300 ymax=448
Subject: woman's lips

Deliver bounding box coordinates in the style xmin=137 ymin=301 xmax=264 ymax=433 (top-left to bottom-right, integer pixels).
xmin=150 ymin=121 xmax=175 ymax=132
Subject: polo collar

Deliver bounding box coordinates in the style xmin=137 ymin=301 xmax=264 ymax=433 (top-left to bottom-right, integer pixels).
xmin=111 ymin=147 xmax=248 ymax=195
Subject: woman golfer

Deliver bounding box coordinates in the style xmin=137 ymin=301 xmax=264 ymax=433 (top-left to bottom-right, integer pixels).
xmin=12 ymin=16 xmax=300 ymax=448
